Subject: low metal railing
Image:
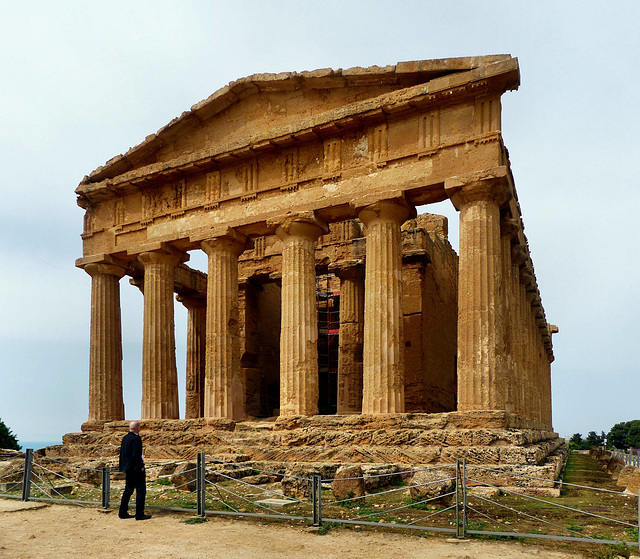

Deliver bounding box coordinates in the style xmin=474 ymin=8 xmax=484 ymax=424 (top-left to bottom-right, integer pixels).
xmin=612 ymin=449 xmax=640 ymax=468
xmin=1 ymin=449 xmax=638 ymax=550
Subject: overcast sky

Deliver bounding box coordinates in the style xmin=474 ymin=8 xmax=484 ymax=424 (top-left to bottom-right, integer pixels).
xmin=1 ymin=1 xmax=638 ymax=443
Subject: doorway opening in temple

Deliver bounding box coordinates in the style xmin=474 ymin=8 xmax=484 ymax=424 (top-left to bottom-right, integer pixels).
xmin=316 ymin=274 xmax=340 ymax=414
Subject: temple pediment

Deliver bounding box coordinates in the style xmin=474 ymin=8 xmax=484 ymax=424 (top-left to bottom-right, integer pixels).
xmin=78 ymin=55 xmax=519 ymax=195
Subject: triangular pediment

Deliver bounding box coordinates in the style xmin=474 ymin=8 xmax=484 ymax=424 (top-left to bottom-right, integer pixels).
xmin=80 ymin=55 xmax=518 ymax=188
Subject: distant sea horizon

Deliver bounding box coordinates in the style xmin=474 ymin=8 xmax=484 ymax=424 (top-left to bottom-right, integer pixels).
xmin=19 ymin=440 xmax=61 ymax=451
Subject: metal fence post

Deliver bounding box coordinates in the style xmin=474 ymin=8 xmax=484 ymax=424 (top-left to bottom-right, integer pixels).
xmin=455 ymin=459 xmax=461 ymax=539
xmin=21 ymin=449 xmax=33 ymax=502
xmin=101 ymin=466 xmax=110 ymax=509
xmin=196 ymin=452 xmax=206 ymax=517
xmin=312 ymin=474 xmax=322 ymax=527
xmin=461 ymin=459 xmax=467 ymax=539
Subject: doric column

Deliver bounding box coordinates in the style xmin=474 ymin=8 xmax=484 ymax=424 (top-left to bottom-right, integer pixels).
xmin=544 ymin=324 xmax=558 ymax=428
xmin=518 ymin=271 xmax=533 ymax=420
xmin=358 ymin=199 xmax=415 ymax=414
xmin=523 ymin=280 xmax=539 ymax=422
xmin=276 ymin=213 xmax=327 ymax=417
xmin=333 ymin=263 xmax=365 ymax=414
xmin=445 ymin=168 xmax=511 ymax=412
xmin=511 ymin=245 xmax=528 ymax=417
xmin=138 ymin=248 xmax=186 ymax=419
xmin=177 ymin=294 xmax=206 ymax=419
xmin=84 ymin=262 xmax=126 ymax=421
xmin=500 ymin=219 xmax=519 ymax=415
xmin=201 ymin=229 xmax=247 ymax=420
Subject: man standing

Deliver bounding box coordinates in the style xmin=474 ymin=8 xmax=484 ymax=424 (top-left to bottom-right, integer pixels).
xmin=118 ymin=420 xmax=151 ymax=520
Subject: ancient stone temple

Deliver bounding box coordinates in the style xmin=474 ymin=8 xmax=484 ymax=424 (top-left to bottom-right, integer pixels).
xmin=62 ymin=56 xmax=562 ymax=484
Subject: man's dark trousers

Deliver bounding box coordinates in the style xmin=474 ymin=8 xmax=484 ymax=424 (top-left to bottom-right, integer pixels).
xmin=119 ymin=467 xmax=146 ymax=518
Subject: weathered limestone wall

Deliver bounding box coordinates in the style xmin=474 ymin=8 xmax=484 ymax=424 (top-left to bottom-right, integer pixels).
xmin=402 ymin=214 xmax=458 ymax=413
xmin=419 ymin=216 xmax=458 ymax=411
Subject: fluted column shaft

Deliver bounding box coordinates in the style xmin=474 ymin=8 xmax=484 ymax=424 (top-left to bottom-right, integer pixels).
xmin=525 ymin=287 xmax=541 ymax=421
xmin=202 ymin=233 xmax=246 ymax=420
xmin=277 ymin=216 xmax=326 ymax=417
xmin=447 ymin=175 xmax=510 ymax=411
xmin=179 ymin=296 xmax=206 ymax=419
xmin=335 ymin=266 xmax=365 ymax=414
xmin=359 ymin=200 xmax=413 ymax=414
xmin=518 ymin=279 xmax=533 ymax=419
xmin=85 ymin=263 xmax=126 ymax=421
xmin=139 ymin=250 xmax=183 ymax=419
xmin=511 ymin=247 xmax=527 ymax=417
xmin=500 ymin=225 xmax=516 ymax=414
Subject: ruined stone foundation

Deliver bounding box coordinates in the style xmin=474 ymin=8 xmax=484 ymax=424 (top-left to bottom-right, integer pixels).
xmin=48 ymin=412 xmax=566 ymax=495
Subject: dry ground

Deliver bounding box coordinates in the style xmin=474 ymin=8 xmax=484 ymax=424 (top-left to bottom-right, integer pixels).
xmin=0 ymin=499 xmax=601 ymax=559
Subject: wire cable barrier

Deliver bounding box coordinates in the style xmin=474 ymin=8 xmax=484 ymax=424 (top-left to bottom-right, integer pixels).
xmin=1 ymin=449 xmax=637 ymax=549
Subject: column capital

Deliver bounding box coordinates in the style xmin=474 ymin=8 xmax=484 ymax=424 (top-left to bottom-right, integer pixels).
xmin=83 ymin=262 xmax=126 ymax=279
xmin=511 ymin=245 xmax=528 ymax=267
xmin=355 ymin=196 xmax=416 ymax=228
xmin=520 ymin=262 xmax=535 ymax=287
xmin=445 ymin=166 xmax=510 ymax=210
xmin=201 ymin=227 xmax=248 ymax=256
xmin=500 ymin=217 xmax=520 ymax=239
xmin=275 ymin=212 xmax=328 ymax=242
xmin=138 ymin=246 xmax=188 ymax=268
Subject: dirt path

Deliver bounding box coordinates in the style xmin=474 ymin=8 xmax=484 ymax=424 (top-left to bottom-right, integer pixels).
xmin=0 ymin=499 xmax=593 ymax=559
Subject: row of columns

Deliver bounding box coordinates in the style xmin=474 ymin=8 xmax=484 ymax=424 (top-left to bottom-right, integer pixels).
xmin=84 ymin=183 xmax=554 ymax=427
xmin=445 ymin=171 xmax=554 ymax=426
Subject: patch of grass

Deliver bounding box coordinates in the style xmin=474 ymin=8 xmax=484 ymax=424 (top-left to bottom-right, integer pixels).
xmin=405 ymin=498 xmax=432 ymax=511
xmin=591 ymin=542 xmax=630 ymax=559
xmin=566 ymin=522 xmax=585 ymax=532
xmin=183 ymin=517 xmax=207 ymax=524
xmin=334 ymin=494 xmax=361 ymax=508
xmin=316 ymin=522 xmax=340 ymax=535
xmin=625 ymin=527 xmax=638 ymax=541
xmin=155 ymin=477 xmax=172 ymax=486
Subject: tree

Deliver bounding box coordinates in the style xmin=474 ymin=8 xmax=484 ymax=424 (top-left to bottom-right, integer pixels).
xmin=0 ymin=418 xmax=20 ymax=451
xmin=607 ymin=422 xmax=630 ymax=449
xmin=569 ymin=433 xmax=584 ymax=450
xmin=585 ymin=431 xmax=604 ymax=448
xmin=605 ymin=420 xmax=640 ymax=450
xmin=627 ymin=422 xmax=640 ymax=449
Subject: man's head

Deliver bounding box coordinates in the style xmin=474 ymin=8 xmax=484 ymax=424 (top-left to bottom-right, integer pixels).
xmin=129 ymin=420 xmax=141 ymax=434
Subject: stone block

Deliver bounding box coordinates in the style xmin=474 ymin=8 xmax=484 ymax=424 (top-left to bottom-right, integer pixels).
xmin=76 ymin=461 xmax=105 ymax=486
xmin=242 ymin=474 xmax=270 ymax=485
xmin=617 ymin=465 xmax=637 ymax=488
xmin=408 ymin=467 xmax=456 ymax=505
xmin=361 ymin=464 xmax=402 ymax=491
xmin=468 ymin=486 xmax=501 ymax=498
xmin=331 ymin=465 xmax=365 ymax=501
xmin=0 ymin=461 xmax=24 ymax=483
xmin=606 ymin=456 xmax=625 ymax=479
xmin=171 ymin=462 xmax=197 ymax=492
xmin=623 ymin=470 xmax=640 ymax=495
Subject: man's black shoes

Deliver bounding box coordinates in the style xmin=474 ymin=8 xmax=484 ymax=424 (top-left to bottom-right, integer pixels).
xmin=135 ymin=514 xmax=152 ymax=521
xmin=119 ymin=513 xmax=133 ymax=519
